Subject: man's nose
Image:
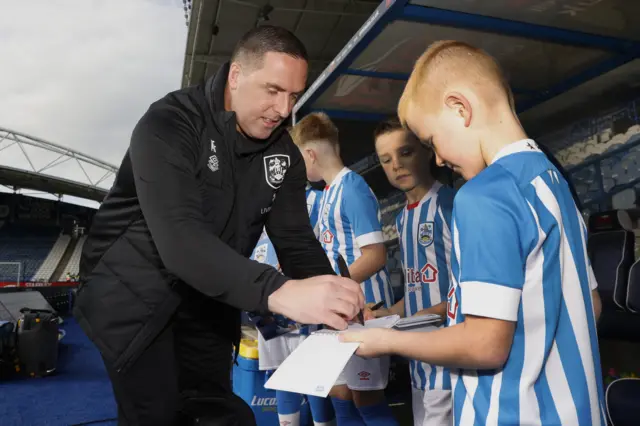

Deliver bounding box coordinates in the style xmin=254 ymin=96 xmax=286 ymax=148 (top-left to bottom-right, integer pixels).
xmin=274 ymin=93 xmax=292 ymax=117
xmin=435 ymin=153 xmax=445 ymax=167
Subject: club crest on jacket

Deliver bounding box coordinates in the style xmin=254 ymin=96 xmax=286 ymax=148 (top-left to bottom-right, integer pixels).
xmin=264 ymin=154 xmax=290 ymax=189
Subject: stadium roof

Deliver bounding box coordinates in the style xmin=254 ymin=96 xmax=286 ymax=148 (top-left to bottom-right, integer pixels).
xmin=0 ymin=127 xmax=118 ymax=203
xmin=293 ymin=0 xmax=640 ymax=134
xmin=181 ymin=0 xmax=383 ymax=88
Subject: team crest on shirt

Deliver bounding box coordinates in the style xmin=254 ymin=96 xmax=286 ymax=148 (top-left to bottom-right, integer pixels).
xmin=322 ymin=229 xmax=334 ymax=244
xmin=417 ymin=222 xmax=434 ymax=247
xmin=263 ymin=154 xmax=290 ymax=189
xmin=322 ymin=202 xmax=332 ymax=222
xmin=253 ymin=243 xmax=268 ymax=264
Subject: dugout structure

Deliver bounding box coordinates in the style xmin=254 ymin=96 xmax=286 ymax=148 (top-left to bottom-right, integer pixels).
xmin=289 ymin=0 xmax=640 ymax=218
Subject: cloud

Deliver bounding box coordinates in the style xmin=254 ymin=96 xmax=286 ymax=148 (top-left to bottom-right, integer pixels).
xmin=0 ymin=0 xmax=188 ymax=206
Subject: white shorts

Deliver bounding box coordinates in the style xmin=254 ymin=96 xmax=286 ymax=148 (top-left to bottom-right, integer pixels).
xmin=257 ymin=330 xmax=307 ymax=371
xmin=411 ymin=387 xmax=452 ymax=426
xmin=334 ymin=355 xmax=390 ymax=391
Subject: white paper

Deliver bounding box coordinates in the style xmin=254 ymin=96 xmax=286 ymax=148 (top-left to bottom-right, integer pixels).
xmin=264 ymin=330 xmax=358 ymax=397
xmin=264 ymin=316 xmax=401 ymax=397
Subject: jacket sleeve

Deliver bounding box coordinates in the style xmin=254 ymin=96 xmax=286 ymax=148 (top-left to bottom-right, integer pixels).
xmin=266 ymin=143 xmax=335 ymax=279
xmin=129 ymin=106 xmax=287 ymax=313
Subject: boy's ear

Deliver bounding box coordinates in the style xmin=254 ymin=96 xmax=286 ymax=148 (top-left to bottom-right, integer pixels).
xmin=444 ymin=91 xmax=472 ymax=127
xmin=305 ymin=147 xmax=317 ymax=164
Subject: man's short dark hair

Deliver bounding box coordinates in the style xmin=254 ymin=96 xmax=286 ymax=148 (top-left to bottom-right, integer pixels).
xmin=231 ymin=25 xmax=308 ymax=69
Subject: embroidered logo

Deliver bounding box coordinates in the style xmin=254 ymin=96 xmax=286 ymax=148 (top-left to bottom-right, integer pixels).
xmin=417 ymin=222 xmax=434 ymax=247
xmin=208 ymin=139 xmax=219 ymax=172
xmin=208 ymin=155 xmax=219 ymax=173
xmin=253 ymin=244 xmax=268 ymax=263
xmin=264 ymin=154 xmax=290 ymax=189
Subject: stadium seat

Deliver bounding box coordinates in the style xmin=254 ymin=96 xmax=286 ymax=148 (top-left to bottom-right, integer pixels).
xmin=627 ymin=260 xmax=640 ymax=314
xmin=606 ymin=378 xmax=640 ymax=426
xmin=0 ymin=225 xmax=59 ymax=282
xmin=588 ymin=210 xmax=635 ymax=312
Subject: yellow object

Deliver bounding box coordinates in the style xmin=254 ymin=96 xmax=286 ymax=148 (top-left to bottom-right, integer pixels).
xmin=238 ymin=339 xmax=259 ymax=360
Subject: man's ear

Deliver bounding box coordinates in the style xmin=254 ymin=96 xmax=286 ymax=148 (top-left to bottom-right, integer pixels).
xmin=228 ymin=62 xmax=241 ymax=90
xmin=444 ymin=91 xmax=472 ymax=127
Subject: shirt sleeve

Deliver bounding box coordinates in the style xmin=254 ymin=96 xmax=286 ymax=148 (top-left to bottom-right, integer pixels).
xmin=129 ymin=105 xmax=287 ymax=314
xmin=580 ymin=213 xmax=598 ymax=291
xmin=266 ymin=142 xmax=335 ymax=279
xmin=342 ymin=179 xmax=385 ymax=248
xmin=454 ymin=179 xmax=531 ymax=322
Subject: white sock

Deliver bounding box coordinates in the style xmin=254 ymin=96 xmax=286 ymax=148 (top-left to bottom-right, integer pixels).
xmin=278 ymin=411 xmax=300 ymax=426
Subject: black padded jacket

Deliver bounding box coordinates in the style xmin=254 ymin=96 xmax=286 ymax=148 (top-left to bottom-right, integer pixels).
xmin=73 ymin=63 xmax=334 ymax=373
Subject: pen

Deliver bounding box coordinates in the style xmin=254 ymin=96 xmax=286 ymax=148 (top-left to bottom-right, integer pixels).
xmin=336 ymin=254 xmax=365 ymax=326
xmin=370 ymin=301 xmax=385 ymax=311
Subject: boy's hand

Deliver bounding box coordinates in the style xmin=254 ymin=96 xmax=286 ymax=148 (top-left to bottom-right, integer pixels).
xmin=363 ymin=302 xmax=391 ymax=320
xmin=363 ymin=303 xmax=376 ymax=321
xmin=339 ymin=328 xmax=396 ymax=358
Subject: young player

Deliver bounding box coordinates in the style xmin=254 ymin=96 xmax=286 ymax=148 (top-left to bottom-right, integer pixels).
xmin=290 ymin=112 xmax=397 ymax=426
xmin=341 ymin=41 xmax=605 ymax=425
xmin=372 ymin=118 xmax=455 ymax=426
xmin=251 ymin=183 xmax=336 ymax=426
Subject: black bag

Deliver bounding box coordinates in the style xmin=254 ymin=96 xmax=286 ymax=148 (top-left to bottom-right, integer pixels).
xmin=0 ymin=320 xmax=17 ymax=378
xmin=16 ymin=308 xmax=60 ymax=377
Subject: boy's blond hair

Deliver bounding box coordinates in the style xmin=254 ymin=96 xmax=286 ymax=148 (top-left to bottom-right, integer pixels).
xmin=398 ymin=40 xmax=512 ymax=125
xmin=290 ymin=112 xmax=339 ymax=147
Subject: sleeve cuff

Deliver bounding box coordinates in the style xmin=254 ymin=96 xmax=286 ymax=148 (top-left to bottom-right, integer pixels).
xmin=254 ymin=269 xmax=290 ymax=314
xmin=355 ymin=231 xmax=384 ymax=247
xmin=460 ymin=281 xmax=521 ymax=321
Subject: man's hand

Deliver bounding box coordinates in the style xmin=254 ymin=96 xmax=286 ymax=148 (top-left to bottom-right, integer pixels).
xmin=268 ymin=276 xmax=365 ymax=330
xmin=339 ymin=328 xmax=396 ymax=358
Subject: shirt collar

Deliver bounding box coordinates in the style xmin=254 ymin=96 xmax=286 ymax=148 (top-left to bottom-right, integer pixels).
xmin=491 ymin=139 xmax=541 ymax=164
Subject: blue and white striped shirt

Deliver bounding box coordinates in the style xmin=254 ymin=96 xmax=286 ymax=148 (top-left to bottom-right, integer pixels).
xmin=317 ymin=167 xmax=393 ymax=307
xmin=447 ymin=139 xmax=605 ymax=425
xmin=306 ymin=185 xmax=322 ymax=238
xmin=396 ymin=181 xmax=455 ymax=391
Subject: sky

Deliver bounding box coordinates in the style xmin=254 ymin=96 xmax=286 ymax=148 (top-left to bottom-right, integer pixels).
xmin=0 ymin=0 xmax=188 ymax=207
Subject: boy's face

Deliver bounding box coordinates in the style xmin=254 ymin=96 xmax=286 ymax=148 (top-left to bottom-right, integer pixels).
xmin=375 ymin=129 xmax=432 ymax=192
xmin=405 ymin=101 xmax=485 ymax=181
xmin=299 ymin=145 xmax=323 ymax=182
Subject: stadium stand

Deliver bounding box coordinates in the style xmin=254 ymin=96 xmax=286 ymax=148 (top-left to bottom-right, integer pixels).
xmin=56 ymin=234 xmax=87 ymax=281
xmin=0 ymin=224 xmax=59 ymax=282
xmin=32 ymin=234 xmax=71 ymax=281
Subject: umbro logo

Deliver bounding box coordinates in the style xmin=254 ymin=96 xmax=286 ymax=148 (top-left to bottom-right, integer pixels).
xmin=208 ymin=155 xmax=219 ymax=172
xmin=208 ymin=139 xmax=219 ymax=172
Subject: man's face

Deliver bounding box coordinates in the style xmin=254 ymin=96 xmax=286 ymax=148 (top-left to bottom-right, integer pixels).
xmin=228 ymin=52 xmax=307 ymax=140
xmin=405 ymin=102 xmax=484 ymax=181
xmin=375 ymin=130 xmax=432 ymax=192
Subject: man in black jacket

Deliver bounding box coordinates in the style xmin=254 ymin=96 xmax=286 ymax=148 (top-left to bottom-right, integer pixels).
xmin=74 ymin=26 xmax=364 ymax=426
